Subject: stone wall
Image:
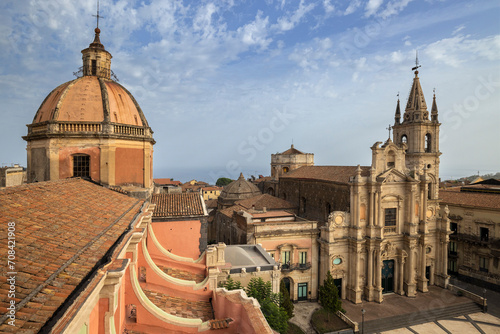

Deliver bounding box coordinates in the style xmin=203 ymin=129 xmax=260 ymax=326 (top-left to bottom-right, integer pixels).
xmin=278 ymin=178 xmax=350 ymax=224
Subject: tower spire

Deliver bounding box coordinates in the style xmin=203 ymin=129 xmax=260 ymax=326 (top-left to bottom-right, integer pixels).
xmin=394 ymin=92 xmax=401 ymax=125
xmin=431 ymin=88 xmax=439 ymax=123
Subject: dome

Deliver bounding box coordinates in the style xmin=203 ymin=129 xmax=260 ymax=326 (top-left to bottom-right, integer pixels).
xmin=218 ymin=173 xmax=261 ymax=209
xmin=33 ymin=76 xmax=148 ymax=127
xmin=24 ymin=27 xmax=154 ymax=142
xmin=23 ymin=27 xmax=154 ymax=192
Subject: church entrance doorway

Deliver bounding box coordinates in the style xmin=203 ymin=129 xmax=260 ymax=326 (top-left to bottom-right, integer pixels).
xmin=282 ymin=277 xmax=291 ymax=297
xmin=382 ymin=260 xmax=394 ymax=293
xmin=298 ymin=283 xmax=308 ymax=301
xmin=334 ymin=278 xmax=342 ymax=299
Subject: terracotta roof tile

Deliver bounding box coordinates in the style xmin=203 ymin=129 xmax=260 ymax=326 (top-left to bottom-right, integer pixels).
xmin=219 ymin=204 xmax=245 ymax=218
xmin=205 ymin=199 xmax=218 ymax=209
xmin=151 ymin=193 xmax=205 ymax=218
xmin=154 ymin=178 xmax=182 ymax=186
xmin=0 ymin=178 xmax=143 ymax=332
xmin=234 ymin=194 xmax=295 ymax=211
xmin=280 ymin=165 xmax=370 ymax=184
xmin=440 ymin=190 xmax=500 ymax=210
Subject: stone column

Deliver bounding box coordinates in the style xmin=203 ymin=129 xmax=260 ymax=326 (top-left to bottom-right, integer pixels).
xmin=398 ymin=255 xmax=405 ymax=295
xmin=369 ymin=189 xmax=374 ymax=227
xmin=406 ymin=243 xmax=417 ymax=297
xmin=374 ymin=246 xmax=383 ymax=303
xmin=365 ymin=244 xmax=374 ymax=301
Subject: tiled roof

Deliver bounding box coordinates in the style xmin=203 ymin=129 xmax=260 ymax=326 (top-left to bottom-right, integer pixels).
xmin=219 ymin=204 xmax=246 ymax=218
xmin=202 ymin=186 xmax=221 ymax=192
xmin=0 ymin=178 xmax=143 ymax=333
xmin=280 ymin=165 xmax=370 ymax=184
xmin=253 ymin=176 xmax=272 ymax=183
xmin=154 ymin=178 xmax=182 ymax=186
xmin=235 ymin=194 xmax=296 ymax=211
xmin=205 ymin=199 xmax=218 ymax=209
xmin=151 ymin=193 xmax=205 ymax=218
xmin=280 ymin=145 xmax=305 ymax=155
xmin=440 ymin=190 xmax=500 ymax=210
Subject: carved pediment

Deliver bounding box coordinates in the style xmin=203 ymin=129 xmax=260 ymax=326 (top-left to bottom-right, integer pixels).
xmin=377 ymin=168 xmax=416 ymax=184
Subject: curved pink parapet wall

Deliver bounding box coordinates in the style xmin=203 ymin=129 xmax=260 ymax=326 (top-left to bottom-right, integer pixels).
xmin=137 ymin=236 xmax=212 ymax=301
xmin=150 ymin=220 xmax=202 ymax=259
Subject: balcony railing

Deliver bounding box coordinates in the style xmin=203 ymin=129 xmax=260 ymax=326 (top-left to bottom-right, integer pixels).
xmin=26 ymin=121 xmax=150 ymax=139
xmin=281 ymin=262 xmax=312 ymax=272
xmin=384 ymin=226 xmax=397 ymax=234
xmin=452 ymin=233 xmax=498 ymax=246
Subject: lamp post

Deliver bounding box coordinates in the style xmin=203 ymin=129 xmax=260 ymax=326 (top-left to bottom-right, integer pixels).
xmin=361 ymin=309 xmax=365 ymax=334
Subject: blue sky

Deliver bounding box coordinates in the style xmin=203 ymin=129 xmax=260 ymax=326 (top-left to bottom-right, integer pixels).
xmin=1 ymin=0 xmax=499 ymax=184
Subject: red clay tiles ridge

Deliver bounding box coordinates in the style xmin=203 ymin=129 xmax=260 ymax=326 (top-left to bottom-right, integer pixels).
xmin=280 ymin=165 xmax=371 ymax=184
xmin=234 ymin=194 xmax=296 ymax=211
xmin=153 ymin=178 xmax=182 ymax=186
xmin=0 ymin=178 xmax=143 ymax=333
xmin=440 ymin=190 xmax=500 ymax=210
xmin=151 ymin=193 xmax=205 ymax=218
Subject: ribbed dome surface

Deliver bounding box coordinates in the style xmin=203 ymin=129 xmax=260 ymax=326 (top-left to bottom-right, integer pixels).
xmin=219 ymin=173 xmax=261 ymax=203
xmin=33 ymin=76 xmax=147 ymax=127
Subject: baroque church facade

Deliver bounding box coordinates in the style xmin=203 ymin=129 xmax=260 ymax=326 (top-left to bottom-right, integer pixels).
xmin=257 ymin=68 xmax=450 ymax=304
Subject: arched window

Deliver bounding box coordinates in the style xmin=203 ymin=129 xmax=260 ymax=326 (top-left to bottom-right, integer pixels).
xmin=73 ymin=154 xmax=90 ymax=178
xmin=425 ymin=134 xmax=431 ymax=152
xmin=401 ymin=135 xmax=408 ymax=144
xmin=267 ymin=187 xmax=275 ymax=196
xmin=283 ymin=166 xmax=289 ymax=173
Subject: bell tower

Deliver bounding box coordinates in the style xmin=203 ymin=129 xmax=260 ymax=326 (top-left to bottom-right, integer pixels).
xmin=392 ymin=61 xmax=441 ymax=200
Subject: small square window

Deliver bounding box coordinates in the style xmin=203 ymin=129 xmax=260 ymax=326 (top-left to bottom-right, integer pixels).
xmin=480 ymin=227 xmax=489 ymax=242
xmin=480 ymin=257 xmax=489 ymax=273
xmin=450 ymin=222 xmax=457 ymax=235
xmin=73 ymin=155 xmax=90 ymax=178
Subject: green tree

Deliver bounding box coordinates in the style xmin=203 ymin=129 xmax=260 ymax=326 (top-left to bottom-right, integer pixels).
xmin=220 ymin=276 xmax=243 ymax=290
xmin=216 ymin=177 xmax=233 ymax=187
xmin=260 ymin=299 xmax=289 ymax=334
xmin=318 ymin=271 xmax=343 ymax=320
xmin=245 ymin=277 xmax=288 ymax=333
xmin=280 ymin=280 xmax=294 ymax=319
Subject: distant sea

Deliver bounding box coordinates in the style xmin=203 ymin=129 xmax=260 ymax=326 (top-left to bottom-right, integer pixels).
xmin=153 ymin=166 xmax=268 ymax=184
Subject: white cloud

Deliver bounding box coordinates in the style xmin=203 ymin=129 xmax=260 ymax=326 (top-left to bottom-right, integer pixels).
xmin=237 ymin=11 xmax=272 ymax=50
xmin=365 ymin=0 xmax=385 ymax=17
xmin=379 ymin=0 xmax=413 ymax=19
xmin=323 ymin=0 xmax=335 ymax=14
xmin=424 ymin=34 xmax=500 ymax=67
xmin=344 ymin=0 xmax=362 ymax=15
xmin=289 ymin=37 xmax=334 ymax=70
xmin=452 ymin=24 xmax=465 ymax=35
xmin=274 ymin=0 xmax=316 ymax=32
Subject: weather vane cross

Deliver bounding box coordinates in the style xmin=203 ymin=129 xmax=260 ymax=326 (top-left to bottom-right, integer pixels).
xmin=386 ymin=124 xmax=392 ymax=139
xmin=411 ymin=50 xmax=421 ymax=72
xmin=92 ymin=0 xmax=103 ymax=28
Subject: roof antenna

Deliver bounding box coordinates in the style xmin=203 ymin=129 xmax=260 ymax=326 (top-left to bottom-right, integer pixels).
xmin=411 ymin=50 xmax=421 ymax=72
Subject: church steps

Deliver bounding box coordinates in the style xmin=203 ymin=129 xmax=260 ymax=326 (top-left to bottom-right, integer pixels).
xmin=362 ymin=301 xmax=482 ymax=333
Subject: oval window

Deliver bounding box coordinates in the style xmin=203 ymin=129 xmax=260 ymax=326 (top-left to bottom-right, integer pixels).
xmin=333 ymin=258 xmax=342 ymax=265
